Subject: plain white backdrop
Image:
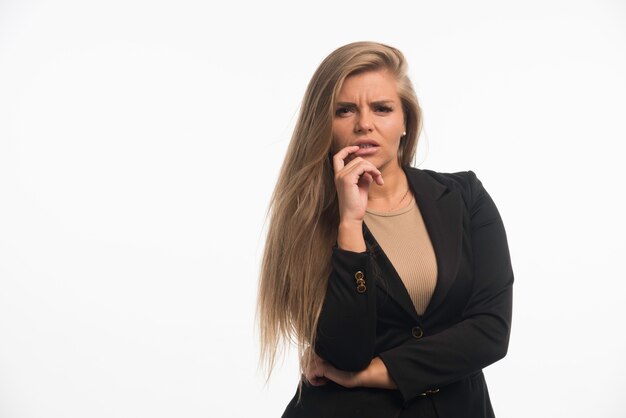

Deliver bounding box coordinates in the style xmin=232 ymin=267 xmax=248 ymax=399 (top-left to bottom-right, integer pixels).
xmin=1 ymin=0 xmax=625 ymax=417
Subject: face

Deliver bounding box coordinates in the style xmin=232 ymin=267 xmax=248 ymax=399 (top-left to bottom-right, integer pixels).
xmin=331 ymin=69 xmax=406 ymax=172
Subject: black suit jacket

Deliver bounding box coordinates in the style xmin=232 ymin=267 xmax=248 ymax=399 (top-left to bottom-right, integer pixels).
xmin=282 ymin=168 xmax=514 ymax=418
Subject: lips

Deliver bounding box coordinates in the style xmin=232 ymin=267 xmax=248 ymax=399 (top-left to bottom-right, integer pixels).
xmin=353 ymin=139 xmax=380 ymax=148
xmin=352 ymin=139 xmax=380 ymax=156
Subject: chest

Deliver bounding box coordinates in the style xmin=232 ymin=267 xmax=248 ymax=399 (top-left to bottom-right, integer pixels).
xmin=365 ymin=206 xmax=474 ymax=354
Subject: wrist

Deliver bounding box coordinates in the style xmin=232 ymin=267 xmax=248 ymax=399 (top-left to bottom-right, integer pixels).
xmin=367 ymin=357 xmax=396 ymax=389
xmin=337 ymin=221 xmax=366 ymax=252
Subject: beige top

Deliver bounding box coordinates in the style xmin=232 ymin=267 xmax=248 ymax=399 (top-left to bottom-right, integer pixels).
xmin=364 ymin=196 xmax=438 ymax=315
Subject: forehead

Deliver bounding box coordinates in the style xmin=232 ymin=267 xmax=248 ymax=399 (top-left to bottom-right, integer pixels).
xmin=336 ymin=69 xmax=400 ymax=101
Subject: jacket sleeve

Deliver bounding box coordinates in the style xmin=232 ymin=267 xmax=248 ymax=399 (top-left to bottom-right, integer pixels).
xmin=314 ymin=246 xmax=378 ymax=371
xmin=378 ymin=171 xmax=514 ymax=403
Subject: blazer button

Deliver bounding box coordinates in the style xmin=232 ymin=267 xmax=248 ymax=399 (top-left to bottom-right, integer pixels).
xmin=355 ymin=271 xmax=366 ymax=293
xmin=420 ymin=388 xmax=440 ymax=396
xmin=411 ymin=326 xmax=424 ymax=339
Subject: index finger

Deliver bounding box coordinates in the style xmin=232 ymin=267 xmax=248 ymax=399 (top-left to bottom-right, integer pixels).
xmin=332 ymin=145 xmax=360 ymax=173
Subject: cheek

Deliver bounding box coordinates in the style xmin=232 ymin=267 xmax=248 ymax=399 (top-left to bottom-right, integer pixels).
xmin=331 ymin=124 xmax=349 ymax=149
xmin=389 ymin=116 xmax=406 ymax=139
xmin=380 ymin=120 xmax=404 ymax=140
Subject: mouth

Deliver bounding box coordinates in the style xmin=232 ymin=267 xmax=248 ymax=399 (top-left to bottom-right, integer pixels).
xmin=353 ymin=139 xmax=380 ymax=148
xmin=352 ymin=140 xmax=380 ymax=156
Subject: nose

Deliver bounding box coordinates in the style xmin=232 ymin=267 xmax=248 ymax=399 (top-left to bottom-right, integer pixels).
xmin=354 ymin=111 xmax=373 ymax=133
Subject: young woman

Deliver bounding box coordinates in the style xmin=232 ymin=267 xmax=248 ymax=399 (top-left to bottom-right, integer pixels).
xmin=258 ymin=41 xmax=513 ymax=418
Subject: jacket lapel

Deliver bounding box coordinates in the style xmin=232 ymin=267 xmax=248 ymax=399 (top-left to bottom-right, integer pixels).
xmin=364 ymin=223 xmax=418 ymax=320
xmin=367 ymin=167 xmax=463 ymax=319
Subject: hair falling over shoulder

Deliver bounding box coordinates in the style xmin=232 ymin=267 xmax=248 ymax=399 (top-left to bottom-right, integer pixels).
xmin=257 ymin=41 xmax=423 ymax=382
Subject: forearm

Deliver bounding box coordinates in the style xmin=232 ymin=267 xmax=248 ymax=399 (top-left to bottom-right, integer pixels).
xmin=371 ymin=170 xmax=514 ymax=402
xmin=379 ymin=288 xmax=513 ymax=402
xmin=360 ymin=357 xmax=397 ymax=389
xmin=314 ymin=246 xmax=377 ymax=371
xmin=320 ymin=356 xmax=398 ymax=390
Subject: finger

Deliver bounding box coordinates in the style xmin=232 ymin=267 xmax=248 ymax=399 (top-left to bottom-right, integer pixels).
xmin=303 ymin=368 xmax=318 ymax=383
xmin=308 ymin=376 xmax=329 ymax=387
xmin=332 ymin=145 xmax=360 ymax=173
xmin=372 ymin=171 xmax=384 ymax=185
xmin=302 ymin=372 xmax=325 ymax=387
xmin=304 ymin=365 xmax=328 ymax=386
xmin=303 ymin=354 xmax=324 ymax=381
xmin=343 ymin=156 xmax=380 ymax=174
xmin=345 ymin=159 xmax=383 ymax=186
xmin=341 ymin=158 xmax=383 ymax=184
xmin=358 ymin=172 xmax=373 ymax=190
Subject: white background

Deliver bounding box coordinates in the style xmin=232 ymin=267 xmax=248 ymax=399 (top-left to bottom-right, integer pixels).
xmin=1 ymin=0 xmax=625 ymax=417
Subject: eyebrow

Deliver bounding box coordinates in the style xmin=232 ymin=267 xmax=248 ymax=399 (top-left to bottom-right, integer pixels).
xmin=335 ymin=100 xmax=397 ymax=107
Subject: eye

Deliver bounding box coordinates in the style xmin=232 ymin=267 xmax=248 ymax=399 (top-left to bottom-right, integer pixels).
xmin=335 ymin=107 xmax=354 ymax=117
xmin=374 ymin=105 xmax=393 ymax=113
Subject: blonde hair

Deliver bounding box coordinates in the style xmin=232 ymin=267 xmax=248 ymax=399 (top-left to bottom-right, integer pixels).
xmin=257 ymin=41 xmax=422 ymax=379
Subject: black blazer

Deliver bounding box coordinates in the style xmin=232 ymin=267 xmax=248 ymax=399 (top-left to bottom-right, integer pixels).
xmin=282 ymin=168 xmax=514 ymax=418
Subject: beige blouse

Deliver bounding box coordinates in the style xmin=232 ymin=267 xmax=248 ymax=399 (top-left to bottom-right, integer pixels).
xmin=364 ymin=196 xmax=438 ymax=315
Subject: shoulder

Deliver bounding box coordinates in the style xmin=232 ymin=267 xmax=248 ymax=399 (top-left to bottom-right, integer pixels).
xmin=420 ymin=168 xmax=480 ymax=189
xmin=405 ymin=167 xmax=486 ymax=207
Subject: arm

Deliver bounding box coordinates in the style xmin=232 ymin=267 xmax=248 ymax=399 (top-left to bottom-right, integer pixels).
xmin=378 ymin=171 xmax=513 ymax=402
xmin=314 ymin=245 xmax=377 ymax=371
xmin=305 ymin=353 xmax=396 ymax=389
xmin=312 ymin=146 xmax=383 ymax=371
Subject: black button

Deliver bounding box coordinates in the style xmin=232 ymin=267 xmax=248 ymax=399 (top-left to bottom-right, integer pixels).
xmin=411 ymin=326 xmax=423 ymax=339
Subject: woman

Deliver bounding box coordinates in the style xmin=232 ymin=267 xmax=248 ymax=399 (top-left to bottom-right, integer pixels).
xmin=257 ymin=41 xmax=513 ymax=418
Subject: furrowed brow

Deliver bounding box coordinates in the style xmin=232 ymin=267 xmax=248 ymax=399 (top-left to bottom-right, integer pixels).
xmin=371 ymin=100 xmax=395 ymax=106
xmin=335 ymin=101 xmax=356 ymax=108
xmin=335 ymin=100 xmax=396 ymax=107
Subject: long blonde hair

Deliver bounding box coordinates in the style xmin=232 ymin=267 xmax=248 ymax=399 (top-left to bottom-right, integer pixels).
xmin=257 ymin=41 xmax=422 ymax=378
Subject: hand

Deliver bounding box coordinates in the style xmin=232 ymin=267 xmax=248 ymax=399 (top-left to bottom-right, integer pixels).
xmin=302 ymin=349 xmax=330 ymax=387
xmin=303 ymin=349 xmax=397 ymax=390
xmin=332 ymin=146 xmax=384 ymax=225
xmin=302 ymin=349 xmax=360 ymax=388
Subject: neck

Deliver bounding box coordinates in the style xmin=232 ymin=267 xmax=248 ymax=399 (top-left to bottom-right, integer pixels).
xmin=367 ymin=163 xmax=409 ymax=209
